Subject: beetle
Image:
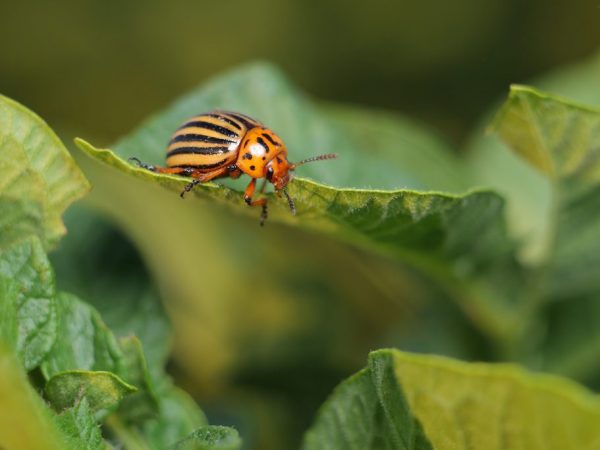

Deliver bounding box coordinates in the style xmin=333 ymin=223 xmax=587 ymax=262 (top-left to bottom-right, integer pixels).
xmin=129 ymin=110 xmax=336 ymax=225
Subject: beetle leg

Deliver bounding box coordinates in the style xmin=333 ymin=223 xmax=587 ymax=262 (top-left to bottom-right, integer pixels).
xmin=227 ymin=164 xmax=242 ymax=179
xmin=129 ymin=157 xmax=157 ymax=172
xmin=181 ymin=179 xmax=201 ymax=198
xmin=244 ymin=178 xmax=269 ymax=226
xmin=180 ymin=167 xmax=229 ymax=198
xmin=129 ymin=157 xmax=195 ymax=176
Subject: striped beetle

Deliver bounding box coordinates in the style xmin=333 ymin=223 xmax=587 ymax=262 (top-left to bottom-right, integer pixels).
xmin=130 ymin=110 xmax=336 ymax=225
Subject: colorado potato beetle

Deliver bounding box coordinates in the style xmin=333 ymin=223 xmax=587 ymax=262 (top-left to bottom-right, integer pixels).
xmin=129 ymin=110 xmax=336 ymax=225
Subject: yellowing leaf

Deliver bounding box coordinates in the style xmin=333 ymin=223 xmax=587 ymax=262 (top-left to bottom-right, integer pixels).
xmin=0 ymin=94 xmax=89 ymax=250
xmin=303 ymin=349 xmax=600 ymax=450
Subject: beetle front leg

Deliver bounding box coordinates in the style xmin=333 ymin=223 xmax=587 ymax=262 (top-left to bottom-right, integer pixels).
xmin=244 ymin=178 xmax=268 ymax=226
xmin=129 ymin=157 xmax=157 ymax=172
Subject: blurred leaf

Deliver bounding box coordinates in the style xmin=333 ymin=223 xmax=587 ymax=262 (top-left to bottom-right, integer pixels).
xmin=49 ymin=205 xmax=208 ymax=442
xmin=464 ymin=125 xmax=550 ymax=265
xmin=50 ymin=205 xmax=172 ymax=380
xmin=141 ymin=387 xmax=209 ymax=450
xmin=0 ymin=343 xmax=70 ymax=450
xmin=107 ymin=385 xmax=208 ymax=450
xmin=117 ymin=335 xmax=160 ymax=421
xmin=170 ymin=426 xmax=242 ymax=450
xmin=0 ymin=276 xmax=20 ymax=349
xmin=492 ymin=85 xmax=600 ymax=380
xmin=539 ymin=295 xmax=600 ymax=384
xmin=0 ymin=237 xmax=57 ymax=370
xmin=302 ymin=365 xmax=432 ymax=450
xmin=0 ymin=94 xmax=89 ymax=251
xmin=49 ymin=205 xmax=209 ymax=448
xmin=41 ymin=292 xmax=126 ymax=379
xmin=55 ymin=398 xmax=105 ymax=450
xmin=45 ymin=370 xmax=136 ymax=414
xmin=323 ymin=103 xmax=472 ymax=192
xmin=303 ymin=349 xmax=600 ymax=450
xmin=493 ymin=85 xmax=600 ymax=299
xmin=464 ymin=49 xmax=600 ymax=266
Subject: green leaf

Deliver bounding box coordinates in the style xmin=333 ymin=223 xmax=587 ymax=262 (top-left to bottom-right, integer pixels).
xmin=170 ymin=426 xmax=242 ymax=450
xmin=0 ymin=237 xmax=58 ymax=370
xmin=106 ymin=385 xmax=208 ymax=450
xmin=492 ymin=85 xmax=600 ymax=180
xmin=49 ymin=205 xmax=172 ymax=380
xmin=45 ymin=370 xmax=136 ymax=415
xmin=41 ymin=292 xmax=126 ymax=379
xmin=491 ymin=85 xmax=600 ymax=380
xmin=55 ymin=398 xmax=105 ymax=450
xmin=73 ymin=63 xmax=525 ymax=353
xmin=0 ymin=343 xmax=70 ymax=450
xmin=77 ymin=137 xmax=526 ymax=343
xmin=303 ymin=349 xmax=600 ymax=450
xmin=48 ymin=206 xmax=207 ymax=447
xmin=493 ymin=86 xmax=600 ymax=298
xmin=140 ymin=386 xmax=209 ymax=450
xmin=0 ymin=276 xmax=20 ymax=350
xmin=116 ymin=335 xmax=160 ymax=421
xmin=540 ymin=296 xmax=600 ymax=384
xmin=464 ymin=50 xmax=600 ymax=267
xmin=302 ymin=366 xmax=432 ymax=450
xmin=0 ymin=93 xmax=89 ymax=251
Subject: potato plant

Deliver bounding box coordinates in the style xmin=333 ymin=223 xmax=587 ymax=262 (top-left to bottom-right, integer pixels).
xmin=2 ymin=54 xmax=600 ymax=449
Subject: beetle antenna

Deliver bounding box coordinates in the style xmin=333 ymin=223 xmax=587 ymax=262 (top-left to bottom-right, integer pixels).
xmin=282 ymin=188 xmax=296 ymax=215
xmin=293 ymin=153 xmax=337 ymax=168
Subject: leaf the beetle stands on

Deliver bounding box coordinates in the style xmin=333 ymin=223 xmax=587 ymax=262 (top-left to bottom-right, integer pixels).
xmin=74 ymin=63 xmax=527 ymax=352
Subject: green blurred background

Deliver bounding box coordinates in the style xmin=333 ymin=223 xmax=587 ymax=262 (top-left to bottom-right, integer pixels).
xmin=2 ymin=0 xmax=599 ymax=145
xmin=2 ymin=1 xmax=600 ymax=449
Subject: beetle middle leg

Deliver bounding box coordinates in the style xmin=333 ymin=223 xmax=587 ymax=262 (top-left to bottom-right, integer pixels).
xmin=180 ymin=167 xmax=229 ymax=198
xmin=244 ymin=178 xmax=268 ymax=226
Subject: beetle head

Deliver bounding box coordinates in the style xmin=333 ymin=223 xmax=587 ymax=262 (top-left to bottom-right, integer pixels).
xmin=266 ymin=152 xmax=338 ymax=215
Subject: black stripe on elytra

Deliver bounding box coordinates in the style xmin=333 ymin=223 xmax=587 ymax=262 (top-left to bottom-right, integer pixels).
xmin=228 ymin=112 xmax=259 ymax=129
xmin=262 ymin=133 xmax=279 ymax=146
xmin=207 ymin=113 xmax=243 ymax=130
xmin=170 ymin=134 xmax=235 ymax=145
xmin=256 ymin=136 xmax=270 ymax=153
xmin=167 ymin=146 xmax=231 ymax=157
xmin=179 ymin=121 xmax=239 ymax=139
xmin=169 ymin=159 xmax=229 ymax=170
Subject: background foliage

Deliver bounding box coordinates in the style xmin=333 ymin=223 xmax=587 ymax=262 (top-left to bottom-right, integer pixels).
xmin=2 ymin=1 xmax=600 ymax=449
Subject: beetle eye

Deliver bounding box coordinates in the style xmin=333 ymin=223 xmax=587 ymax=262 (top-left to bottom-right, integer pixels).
xmin=266 ymin=167 xmax=274 ymax=181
